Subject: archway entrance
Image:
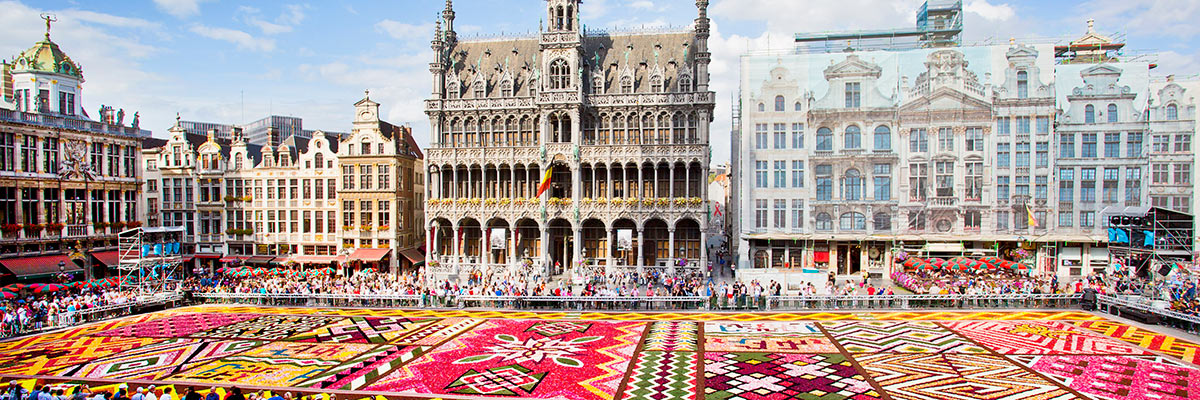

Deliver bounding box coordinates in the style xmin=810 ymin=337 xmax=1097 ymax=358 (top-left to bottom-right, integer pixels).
xmin=548 ymin=218 xmax=573 ymax=274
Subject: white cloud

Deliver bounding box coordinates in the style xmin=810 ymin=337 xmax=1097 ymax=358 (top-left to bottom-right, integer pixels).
xmin=62 ymin=10 xmax=161 ymax=30
xmin=152 ymin=0 xmax=211 ymax=18
xmin=964 ymin=0 xmax=1014 ymax=22
xmin=189 ymin=25 xmax=276 ymax=51
xmin=581 ymin=0 xmax=610 ymax=19
xmin=630 ymin=0 xmax=655 ymax=10
xmin=1076 ymin=0 xmax=1200 ymax=38
xmin=238 ymin=4 xmax=307 ymax=35
xmin=375 ymin=20 xmax=433 ymax=41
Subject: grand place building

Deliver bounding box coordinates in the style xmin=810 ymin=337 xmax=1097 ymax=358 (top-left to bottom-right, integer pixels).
xmin=733 ymin=9 xmax=1197 ymax=284
xmin=0 ymin=23 xmax=149 ymax=281
xmin=423 ymin=0 xmax=715 ymax=277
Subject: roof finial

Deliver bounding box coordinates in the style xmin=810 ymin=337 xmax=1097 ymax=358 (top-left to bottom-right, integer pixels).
xmin=364 ymin=89 xmax=370 ymax=99
xmin=39 ymin=13 xmax=56 ymax=39
xmin=1086 ymin=18 xmax=1095 ymax=33
xmin=175 ymin=112 xmax=181 ymax=126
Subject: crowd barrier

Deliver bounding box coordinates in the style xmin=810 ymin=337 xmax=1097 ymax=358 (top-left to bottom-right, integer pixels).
xmin=191 ymin=292 xmax=1084 ymax=311
xmin=1096 ymin=294 xmax=1200 ymax=331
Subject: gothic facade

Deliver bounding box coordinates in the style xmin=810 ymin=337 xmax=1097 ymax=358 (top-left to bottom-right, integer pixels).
xmin=423 ymin=0 xmax=715 ymax=277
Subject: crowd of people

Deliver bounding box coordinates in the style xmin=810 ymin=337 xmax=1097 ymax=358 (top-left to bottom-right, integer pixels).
xmin=0 ymin=286 xmax=138 ymax=338
xmin=891 ymin=269 xmax=1059 ymax=295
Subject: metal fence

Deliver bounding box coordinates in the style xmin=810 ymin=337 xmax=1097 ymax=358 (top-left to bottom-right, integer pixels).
xmin=192 ymin=292 xmax=1083 ymax=311
xmin=1096 ymin=294 xmax=1200 ymax=330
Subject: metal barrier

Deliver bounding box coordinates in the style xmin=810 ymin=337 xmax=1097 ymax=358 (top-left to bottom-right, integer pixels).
xmin=53 ymin=302 xmax=140 ymax=328
xmin=192 ymin=292 xmax=1083 ymax=311
xmin=456 ymin=295 xmax=707 ymax=311
xmin=1097 ymin=294 xmax=1200 ymax=329
xmin=195 ymin=292 xmax=427 ymax=308
xmin=768 ymin=293 xmax=1082 ymax=311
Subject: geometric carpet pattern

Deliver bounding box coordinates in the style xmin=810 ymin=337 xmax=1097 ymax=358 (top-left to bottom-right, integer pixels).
xmin=0 ymin=305 xmax=1197 ymax=400
xmin=822 ymin=321 xmax=989 ymax=353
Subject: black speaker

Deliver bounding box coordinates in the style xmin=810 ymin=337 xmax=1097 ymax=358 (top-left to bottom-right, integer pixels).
xmin=1120 ymin=216 xmax=1132 ymax=225
xmin=1158 ymin=265 xmax=1173 ymax=276
xmin=1110 ymin=216 xmax=1122 ymax=226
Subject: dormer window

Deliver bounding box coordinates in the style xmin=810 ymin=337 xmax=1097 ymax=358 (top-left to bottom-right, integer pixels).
xmin=447 ymin=81 xmax=459 ymax=99
xmin=473 ymin=81 xmax=485 ymax=98
xmin=361 ymin=141 xmax=372 ymax=155
xmin=678 ymin=74 xmax=692 ymax=92
xmin=844 ymin=82 xmax=861 ymax=108
xmin=500 ymin=80 xmax=513 ymax=97
xmin=314 ymin=153 xmax=324 ymax=168
xmin=649 ymin=74 xmax=663 ymax=92
xmin=592 ymin=76 xmax=603 ymax=94
xmin=619 ymin=76 xmax=633 ymax=94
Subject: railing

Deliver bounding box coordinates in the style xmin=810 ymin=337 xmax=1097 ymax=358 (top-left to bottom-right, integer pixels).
xmin=195 ymin=292 xmax=427 ymax=308
xmin=1097 ymin=294 xmax=1200 ymax=325
xmin=192 ymin=292 xmax=1083 ymax=311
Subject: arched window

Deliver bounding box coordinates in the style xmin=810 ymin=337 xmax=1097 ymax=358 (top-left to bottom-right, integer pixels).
xmin=529 ymin=78 xmax=538 ymax=97
xmin=873 ymin=212 xmax=891 ymax=231
xmin=500 ymin=80 xmax=513 ymax=97
xmin=839 ymin=212 xmax=865 ymax=231
xmin=1016 ymin=70 xmax=1028 ymax=98
xmin=842 ymin=168 xmax=862 ymax=200
xmin=874 ymin=125 xmax=891 ymax=150
xmin=235 ymin=157 xmax=243 ymax=170
xmin=774 ymin=95 xmax=785 ymax=112
xmin=816 ymin=127 xmax=833 ymax=151
xmin=1167 ymin=104 xmax=1179 ymax=120
xmin=620 ymin=76 xmax=633 ymax=93
xmin=794 ymin=102 xmax=802 ymax=111
xmin=314 ymin=153 xmax=324 ymax=169
xmin=844 ymin=125 xmax=861 ymax=149
xmin=469 ymin=81 xmax=483 ymax=98
xmin=757 ymin=103 xmax=765 ymax=112
xmin=678 ymin=74 xmax=691 ymax=91
xmin=649 ymin=75 xmax=663 ymax=92
xmin=815 ymin=213 xmax=832 ymax=231
xmin=1085 ymin=104 xmax=1095 ymax=123
xmin=1107 ymin=103 xmax=1118 ymax=123
xmin=446 ymin=81 xmax=459 ymax=99
xmin=591 ymin=76 xmax=603 ymax=93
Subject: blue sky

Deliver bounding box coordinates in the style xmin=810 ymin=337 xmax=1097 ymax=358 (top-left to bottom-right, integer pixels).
xmin=2 ymin=0 xmax=1198 ymax=164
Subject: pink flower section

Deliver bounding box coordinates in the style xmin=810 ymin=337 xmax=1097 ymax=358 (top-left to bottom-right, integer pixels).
xmin=1028 ymin=355 xmax=1200 ymax=400
xmin=365 ymin=319 xmax=644 ymax=400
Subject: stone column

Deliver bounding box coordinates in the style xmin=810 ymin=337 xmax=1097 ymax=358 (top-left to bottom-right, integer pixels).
xmin=510 ymin=227 xmax=519 ymax=265
xmin=700 ymin=230 xmax=708 ymax=272
xmin=451 ymin=222 xmax=460 ymax=270
xmin=667 ymin=227 xmax=676 ymax=271
xmin=636 ymin=228 xmax=645 ymax=272
xmin=480 ymin=225 xmax=488 ymax=267
xmin=669 ymin=164 xmax=675 ymax=198
xmin=572 ymin=226 xmax=582 ymax=268
xmin=452 ymin=168 xmax=459 ymax=198
xmin=540 ymin=224 xmax=550 ymax=274
xmin=606 ymin=226 xmax=614 ymax=268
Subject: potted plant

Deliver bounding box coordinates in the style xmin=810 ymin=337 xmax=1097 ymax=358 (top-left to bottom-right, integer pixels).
xmin=93 ymin=221 xmax=110 ymax=229
xmin=22 ymin=224 xmax=43 ymax=235
xmin=46 ymin=222 xmax=65 ymax=233
xmin=126 ymin=221 xmax=143 ymax=228
xmin=642 ymin=199 xmax=654 ymax=207
xmin=484 ymin=198 xmax=497 ymax=206
xmin=2 ymin=224 xmax=21 ymax=235
xmin=241 ymin=195 xmax=253 ymax=202
xmin=223 ymin=195 xmax=238 ymax=202
xmin=360 ymin=224 xmax=373 ymax=232
xmin=499 ymin=198 xmax=511 ymax=205
xmin=112 ymin=221 xmax=127 ymax=229
xmin=343 ymin=225 xmax=356 ymax=232
xmin=378 ymin=224 xmax=390 ymax=231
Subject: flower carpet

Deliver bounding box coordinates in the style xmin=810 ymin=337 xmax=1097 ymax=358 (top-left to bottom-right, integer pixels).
xmin=0 ymin=306 xmax=1196 ymax=400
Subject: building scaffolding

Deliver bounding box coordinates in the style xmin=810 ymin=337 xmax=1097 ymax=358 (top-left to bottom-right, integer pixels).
xmin=1102 ymin=206 xmax=1195 ymax=279
xmin=117 ymin=226 xmax=186 ymax=294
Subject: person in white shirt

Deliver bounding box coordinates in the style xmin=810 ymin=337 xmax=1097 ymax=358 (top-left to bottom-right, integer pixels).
xmin=145 ymin=386 xmax=158 ymax=400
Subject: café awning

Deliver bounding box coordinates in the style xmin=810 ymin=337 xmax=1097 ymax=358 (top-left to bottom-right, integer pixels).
xmin=0 ymin=254 xmax=82 ymax=279
xmin=348 ymin=248 xmax=390 ymax=262
xmin=91 ymin=251 xmax=121 ymax=267
xmin=399 ymin=247 xmax=424 ymax=264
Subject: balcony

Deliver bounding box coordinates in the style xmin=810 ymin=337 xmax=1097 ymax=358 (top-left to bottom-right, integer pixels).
xmin=930 ymin=197 xmax=957 ymax=207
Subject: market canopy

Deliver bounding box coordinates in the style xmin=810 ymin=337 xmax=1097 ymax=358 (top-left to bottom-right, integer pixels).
xmin=348 ymin=248 xmax=390 ymax=262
